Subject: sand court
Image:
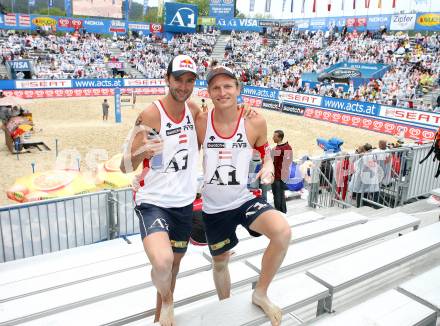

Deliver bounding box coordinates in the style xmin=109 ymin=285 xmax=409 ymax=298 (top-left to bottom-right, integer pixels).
xmin=0 ymin=95 xmax=397 ymax=205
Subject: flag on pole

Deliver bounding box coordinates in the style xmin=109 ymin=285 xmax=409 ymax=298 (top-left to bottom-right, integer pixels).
xmin=49 ymin=0 xmax=53 ymax=8
xmin=28 ymin=0 xmax=35 ymax=6
xmin=290 ymin=0 xmax=294 ymax=12
xmin=378 ymin=0 xmax=382 ymax=8
xmin=365 ymin=0 xmax=370 ymax=8
xmin=312 ymin=0 xmax=316 ymax=12
xmin=328 ymin=0 xmax=332 ymax=11
xmin=392 ymin=0 xmax=396 ymax=8
xmin=249 ymin=0 xmax=255 ymax=12
xmin=341 ymin=0 xmax=345 ymax=10
xmin=143 ymin=0 xmax=148 ymax=16
xmin=353 ymin=0 xmax=356 ymax=9
xmin=301 ymin=0 xmax=305 ymax=13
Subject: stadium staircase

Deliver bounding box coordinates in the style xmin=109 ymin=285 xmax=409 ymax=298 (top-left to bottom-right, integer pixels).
xmin=109 ymin=47 xmax=145 ymax=78
xmin=211 ymin=34 xmax=230 ymax=62
xmin=1 ymin=196 xmax=440 ymax=325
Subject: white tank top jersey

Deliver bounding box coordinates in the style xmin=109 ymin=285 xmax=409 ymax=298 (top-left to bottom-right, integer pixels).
xmin=134 ymin=100 xmax=199 ymax=208
xmin=202 ymin=109 xmax=254 ymax=214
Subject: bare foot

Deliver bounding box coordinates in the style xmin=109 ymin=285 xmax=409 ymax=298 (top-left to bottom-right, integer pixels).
xmin=252 ymin=291 xmax=282 ymax=326
xmin=159 ymin=302 xmax=175 ymax=326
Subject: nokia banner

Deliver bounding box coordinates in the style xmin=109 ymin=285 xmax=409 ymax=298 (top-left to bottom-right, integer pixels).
xmin=164 ymin=2 xmax=198 ymax=33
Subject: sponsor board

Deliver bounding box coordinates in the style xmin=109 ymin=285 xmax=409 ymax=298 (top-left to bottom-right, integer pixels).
xmin=15 ymin=80 xmax=72 ymax=89
xmin=282 ymin=103 xmax=305 ymax=116
xmin=261 ymin=99 xmax=282 ymax=111
xmin=128 ymin=23 xmax=149 ymax=31
xmin=367 ymin=15 xmax=390 ymax=30
xmin=150 ymin=23 xmax=163 ymax=33
xmin=380 ymin=106 xmax=440 ymax=129
xmin=216 ymin=18 xmax=261 ymax=32
xmin=415 ymin=13 xmax=440 ymax=31
xmin=390 ymin=14 xmax=416 ymax=31
xmin=279 ymin=91 xmax=322 ymax=107
xmin=165 ymin=2 xmax=198 ymax=33
xmin=242 ymin=86 xmax=279 ymax=101
xmin=5 ymin=14 xmax=17 ymax=26
xmin=322 ymin=97 xmax=380 ymax=117
xmin=346 ymin=17 xmax=367 ymax=28
xmin=304 ymin=108 xmax=435 ymax=140
xmin=72 ymin=79 xmax=123 ymax=88
xmin=32 ymin=16 xmax=57 ymax=27
xmin=258 ymin=20 xmax=280 ymax=27
xmin=18 ymin=15 xmax=31 ymax=27
xmin=124 ymin=79 xmax=166 ymax=87
xmin=84 ymin=20 xmax=104 ymax=26
xmin=109 ymin=20 xmax=126 ymax=33
xmin=242 ymin=96 xmax=262 ymax=108
xmin=7 ymin=87 xmax=165 ymax=99
xmin=195 ymin=88 xmax=209 ymax=98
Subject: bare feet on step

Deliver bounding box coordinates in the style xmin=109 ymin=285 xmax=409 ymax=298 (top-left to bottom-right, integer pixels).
xmin=159 ymin=302 xmax=175 ymax=326
xmin=252 ymin=290 xmax=282 ymax=326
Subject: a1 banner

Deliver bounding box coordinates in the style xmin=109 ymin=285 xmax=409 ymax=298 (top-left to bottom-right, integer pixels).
xmin=304 ymin=108 xmax=435 ymax=141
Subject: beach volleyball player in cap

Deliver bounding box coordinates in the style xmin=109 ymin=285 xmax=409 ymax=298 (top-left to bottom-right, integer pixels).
xmin=195 ymin=66 xmax=291 ymax=326
xmin=120 ymin=56 xmax=257 ymax=325
xmin=121 ymin=55 xmax=200 ymax=326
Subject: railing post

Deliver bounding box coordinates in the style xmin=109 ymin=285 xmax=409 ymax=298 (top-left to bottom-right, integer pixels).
xmin=107 ymin=191 xmax=119 ymax=240
xmin=399 ymin=148 xmax=414 ymax=206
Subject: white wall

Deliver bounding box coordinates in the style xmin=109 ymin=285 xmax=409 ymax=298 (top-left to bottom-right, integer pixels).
xmin=237 ymin=0 xmax=440 ymax=19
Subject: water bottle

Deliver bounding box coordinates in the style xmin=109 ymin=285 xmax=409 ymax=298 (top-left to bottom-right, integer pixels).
xmin=148 ymin=129 xmax=163 ymax=170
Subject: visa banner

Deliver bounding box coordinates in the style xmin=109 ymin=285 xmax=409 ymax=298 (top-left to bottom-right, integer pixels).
xmin=164 ymin=2 xmax=198 ymax=33
xmin=216 ymin=18 xmax=261 ymax=32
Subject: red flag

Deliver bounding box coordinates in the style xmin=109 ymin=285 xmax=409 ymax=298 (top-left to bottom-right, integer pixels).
xmin=392 ymin=0 xmax=396 ymax=8
xmin=353 ymin=0 xmax=356 ymax=9
xmin=328 ymin=0 xmax=332 ymax=11
xmin=313 ymin=0 xmax=316 ymax=12
xmin=365 ymin=0 xmax=370 ymax=8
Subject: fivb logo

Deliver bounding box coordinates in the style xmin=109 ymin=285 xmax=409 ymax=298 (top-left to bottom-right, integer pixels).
xmin=169 ymin=7 xmax=196 ymax=28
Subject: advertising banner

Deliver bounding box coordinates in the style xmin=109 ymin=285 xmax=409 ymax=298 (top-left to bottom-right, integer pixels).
xmin=0 ymin=14 xmax=4 ymax=28
xmin=198 ymin=17 xmax=216 ymax=26
xmin=309 ymin=18 xmax=327 ymax=31
xmin=326 ymin=17 xmax=346 ymax=30
xmin=216 ymin=18 xmax=261 ymax=32
xmin=367 ymin=15 xmax=390 ymax=30
xmin=164 ymin=2 xmax=198 ymax=33
xmin=390 ymin=14 xmax=417 ymax=31
xmin=209 ymin=0 xmax=234 ymax=19
xmin=279 ymin=91 xmax=322 ymax=107
xmin=258 ymin=20 xmax=280 ymax=27
xmin=415 ymin=13 xmax=440 ymax=31
xmin=321 ymin=96 xmax=380 ymax=117
xmin=345 ymin=17 xmax=367 ymax=29
xmin=3 ymin=87 xmax=165 ymax=99
xmin=128 ymin=23 xmax=150 ymax=33
xmin=282 ymin=102 xmax=305 ymax=116
xmin=294 ymin=19 xmax=310 ymax=30
xmin=242 ymin=96 xmax=262 ymax=108
xmin=262 ymin=99 xmax=282 ymax=112
xmin=304 ymin=108 xmax=435 ymax=140
xmin=242 ymin=86 xmax=279 ymax=101
xmin=380 ymin=106 xmax=440 ymax=130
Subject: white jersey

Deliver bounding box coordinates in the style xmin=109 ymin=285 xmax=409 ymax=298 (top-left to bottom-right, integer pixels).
xmin=135 ymin=100 xmax=198 ymax=208
xmin=202 ymin=109 xmax=254 ymax=214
